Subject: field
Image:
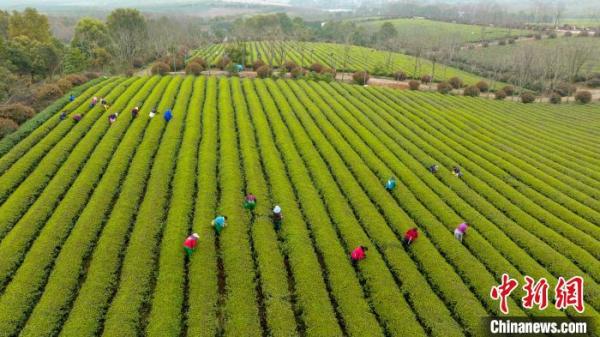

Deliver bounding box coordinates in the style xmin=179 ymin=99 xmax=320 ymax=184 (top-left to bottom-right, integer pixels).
xmin=193 ymin=41 xmax=494 ymax=84
xmin=0 ymin=75 xmax=599 ymax=337
xmin=456 ymin=37 xmax=600 ymax=77
xmin=359 ymin=18 xmax=532 ymax=44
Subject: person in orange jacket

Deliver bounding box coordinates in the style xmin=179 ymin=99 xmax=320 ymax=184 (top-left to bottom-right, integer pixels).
xmin=183 ymin=233 xmax=200 ymax=256
xmin=403 ymin=227 xmax=419 ymax=247
xmin=351 ymin=246 xmax=368 ymax=262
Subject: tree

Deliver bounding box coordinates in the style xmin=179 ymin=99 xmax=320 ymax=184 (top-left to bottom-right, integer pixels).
xmin=107 ymin=8 xmax=147 ymax=67
xmin=9 ymin=8 xmax=51 ymax=43
xmin=575 ymin=91 xmax=592 ymax=104
xmin=72 ymin=18 xmax=110 ymax=60
xmin=63 ymin=47 xmax=87 ymax=74
xmin=378 ymin=22 xmax=398 ymax=43
xmin=0 ymin=10 xmax=9 ymax=40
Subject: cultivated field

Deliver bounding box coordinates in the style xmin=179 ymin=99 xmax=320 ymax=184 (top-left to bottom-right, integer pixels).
xmin=359 ymin=18 xmax=532 ymax=44
xmin=0 ymin=75 xmax=599 ymax=337
xmin=193 ymin=41 xmax=493 ymax=84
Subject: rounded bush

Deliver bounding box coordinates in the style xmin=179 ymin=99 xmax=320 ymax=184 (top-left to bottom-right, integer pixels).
xmin=564 ymin=31 xmax=572 ymax=37
xmin=125 ymin=69 xmax=135 ymax=77
xmin=521 ymin=92 xmax=536 ymax=103
xmin=353 ymin=71 xmax=370 ymax=85
xmin=548 ymin=32 xmax=557 ymax=39
xmin=575 ymin=90 xmax=592 ymax=104
xmin=0 ymin=118 xmax=18 ymax=138
xmin=256 ymin=65 xmax=272 ymax=79
xmin=252 ymin=59 xmax=266 ymax=71
xmin=185 ymin=62 xmax=203 ymax=75
xmin=449 ymin=77 xmax=463 ymax=89
xmin=437 ymin=82 xmax=452 ymax=94
xmin=65 ymin=74 xmax=87 ymax=86
xmin=494 ymin=90 xmax=507 ymax=100
xmin=132 ymin=57 xmax=144 ymax=68
xmin=554 ymin=82 xmax=576 ymax=97
xmin=291 ymin=67 xmax=306 ymax=79
xmin=35 ymin=84 xmax=63 ymax=102
xmin=151 ymin=62 xmax=170 ymax=75
xmin=498 ymin=40 xmax=506 ymax=46
xmin=463 ymin=86 xmax=480 ymax=97
xmin=549 ymin=93 xmax=562 ymax=104
xmin=482 ymin=42 xmax=489 ymax=47
xmin=476 ymin=81 xmax=489 ymax=92
xmin=587 ymin=78 xmax=600 ymax=88
xmin=56 ymin=78 xmax=73 ymax=92
xmin=84 ymin=72 xmax=99 ymax=80
xmin=216 ymin=56 xmax=231 ymax=70
xmin=408 ymin=80 xmax=420 ymax=90
xmin=284 ymin=60 xmax=297 ymax=72
xmin=188 ymin=57 xmax=207 ymax=69
xmin=394 ymin=71 xmax=407 ymax=81
xmin=309 ymin=63 xmax=325 ymax=73
xmin=502 ymin=85 xmax=515 ymax=96
xmin=508 ymin=38 xmax=516 ymax=44
xmin=421 ymin=75 xmax=432 ymax=83
xmin=578 ymin=30 xmax=589 ymax=37
xmin=534 ymin=34 xmax=542 ymax=40
xmin=0 ymin=103 xmax=35 ymax=124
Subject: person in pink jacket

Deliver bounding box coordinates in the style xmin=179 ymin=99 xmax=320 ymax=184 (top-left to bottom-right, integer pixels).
xmin=183 ymin=233 xmax=200 ymax=256
xmin=351 ymin=246 xmax=368 ymax=262
xmin=454 ymin=223 xmax=469 ymax=242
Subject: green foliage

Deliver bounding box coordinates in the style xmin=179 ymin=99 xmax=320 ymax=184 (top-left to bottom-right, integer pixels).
xmin=71 ymin=18 xmax=110 ymax=60
xmin=8 ymin=8 xmax=51 ymax=43
xmin=107 ymin=8 xmax=147 ymax=66
xmin=437 ymin=82 xmax=452 ymax=94
xmin=520 ymin=91 xmax=536 ymax=103
xmin=63 ymin=47 xmax=88 ymax=74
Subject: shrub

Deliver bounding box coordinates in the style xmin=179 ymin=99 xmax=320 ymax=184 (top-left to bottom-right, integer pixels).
xmin=494 ymin=90 xmax=507 ymax=100
xmin=252 ymin=59 xmax=266 ymax=71
xmin=437 ymin=82 xmax=452 ymax=94
xmin=283 ymin=60 xmax=297 ymax=72
xmin=0 ymin=118 xmax=18 ymax=138
xmin=449 ymin=77 xmax=463 ymax=89
xmin=475 ymin=81 xmax=489 ymax=92
xmin=309 ymin=63 xmax=325 ymax=73
xmin=521 ymin=92 xmax=536 ymax=103
xmin=548 ymin=32 xmax=557 ymax=39
xmin=132 ymin=57 xmax=144 ymax=68
xmin=463 ymin=86 xmax=480 ymax=97
xmin=353 ymin=71 xmax=370 ymax=85
xmin=394 ymin=71 xmax=407 ymax=81
xmin=564 ymin=31 xmax=572 ymax=37
xmin=291 ymin=67 xmax=306 ymax=79
xmin=482 ymin=42 xmax=489 ymax=48
xmin=35 ymin=84 xmax=63 ymax=102
xmin=578 ymin=30 xmax=589 ymax=37
xmin=125 ymin=69 xmax=135 ymax=77
xmin=554 ymin=82 xmax=576 ymax=97
xmin=534 ymin=34 xmax=542 ymax=40
xmin=408 ymin=80 xmax=420 ymax=90
xmin=84 ymin=72 xmax=99 ymax=80
xmin=498 ymin=40 xmax=506 ymax=46
xmin=185 ymin=62 xmax=203 ymax=75
xmin=421 ymin=75 xmax=432 ymax=83
xmin=188 ymin=57 xmax=207 ymax=69
xmin=216 ymin=56 xmax=231 ymax=70
xmin=575 ymin=90 xmax=592 ymax=104
xmin=56 ymin=78 xmax=73 ymax=92
xmin=0 ymin=104 xmax=36 ymax=124
xmin=587 ymin=78 xmax=600 ymax=88
xmin=65 ymin=74 xmax=87 ymax=86
xmin=256 ymin=65 xmax=272 ymax=79
xmin=502 ymin=85 xmax=515 ymax=96
xmin=508 ymin=38 xmax=516 ymax=44
xmin=549 ymin=93 xmax=562 ymax=104
xmin=151 ymin=62 xmax=170 ymax=75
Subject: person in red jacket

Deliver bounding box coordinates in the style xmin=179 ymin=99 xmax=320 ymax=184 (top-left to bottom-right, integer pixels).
xmin=403 ymin=227 xmax=419 ymax=247
xmin=351 ymin=246 xmax=368 ymax=262
xmin=183 ymin=233 xmax=200 ymax=257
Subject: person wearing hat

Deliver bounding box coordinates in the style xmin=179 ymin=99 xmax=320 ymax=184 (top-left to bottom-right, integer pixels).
xmin=385 ymin=177 xmax=397 ymax=191
xmin=272 ymin=205 xmax=283 ymax=231
xmin=149 ymin=107 xmax=157 ymax=118
xmin=131 ymin=106 xmax=140 ymax=118
xmin=212 ymin=215 xmax=227 ymax=235
xmin=454 ymin=222 xmax=469 ymax=242
xmin=183 ymin=233 xmax=200 ymax=256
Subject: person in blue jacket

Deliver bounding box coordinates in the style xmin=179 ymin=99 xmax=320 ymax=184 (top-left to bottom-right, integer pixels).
xmin=385 ymin=177 xmax=397 ymax=191
xmin=69 ymin=94 xmax=75 ymax=102
xmin=164 ymin=108 xmax=173 ymax=122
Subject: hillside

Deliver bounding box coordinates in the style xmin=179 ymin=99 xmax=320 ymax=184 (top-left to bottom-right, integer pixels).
xmin=0 ymin=75 xmax=598 ymax=337
xmin=193 ymin=41 xmax=498 ymax=85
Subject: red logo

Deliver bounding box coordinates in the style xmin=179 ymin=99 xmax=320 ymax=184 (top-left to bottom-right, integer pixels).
xmin=490 ymin=274 xmax=519 ymax=315
xmin=555 ymin=276 xmax=584 ymax=313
